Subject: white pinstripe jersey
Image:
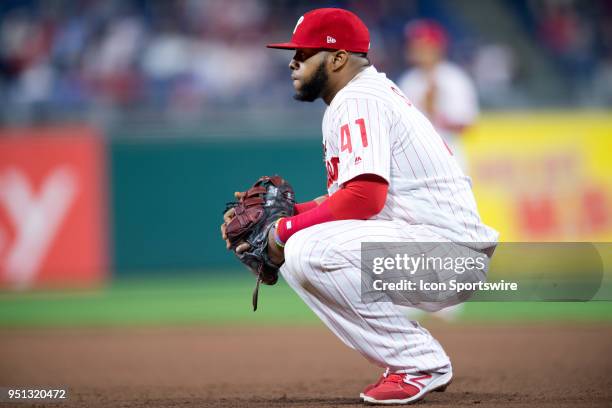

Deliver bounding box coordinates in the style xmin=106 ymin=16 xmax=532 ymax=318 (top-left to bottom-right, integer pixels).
xmin=322 ymin=66 xmax=498 ymax=246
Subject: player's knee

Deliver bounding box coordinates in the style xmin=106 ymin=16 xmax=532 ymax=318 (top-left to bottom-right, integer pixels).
xmin=281 ymin=228 xmax=326 ymax=286
xmin=282 ymin=230 xmax=309 ymax=279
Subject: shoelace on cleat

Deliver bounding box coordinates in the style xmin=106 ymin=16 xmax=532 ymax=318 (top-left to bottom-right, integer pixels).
xmin=382 ymin=374 xmax=405 ymax=384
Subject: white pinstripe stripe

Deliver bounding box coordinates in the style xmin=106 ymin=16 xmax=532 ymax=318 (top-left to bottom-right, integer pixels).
xmin=292 ymin=223 xmax=426 ymax=366
xmin=308 ymin=236 xmax=400 ymax=363
xmin=332 ymin=230 xmax=452 ymax=370
xmin=401 ymin=119 xmax=466 ymax=232
xmin=282 ymin=220 xmax=454 ymax=372
xmin=291 ymin=229 xmax=390 ymax=365
xmin=331 ymin=229 xmax=426 ymax=366
xmin=285 ymin=228 xmax=371 ymax=359
xmin=406 ymin=109 xmax=486 ymax=239
xmin=311 ymin=224 xmax=410 ymax=363
xmin=330 ymin=222 xmax=452 ymax=369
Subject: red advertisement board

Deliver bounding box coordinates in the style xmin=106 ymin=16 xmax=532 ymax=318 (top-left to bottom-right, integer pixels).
xmin=0 ymin=127 xmax=107 ymax=289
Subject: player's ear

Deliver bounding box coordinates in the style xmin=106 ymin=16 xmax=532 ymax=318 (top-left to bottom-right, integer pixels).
xmin=329 ymin=50 xmax=349 ymax=71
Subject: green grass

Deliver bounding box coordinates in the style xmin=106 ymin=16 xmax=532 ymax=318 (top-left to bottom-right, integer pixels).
xmin=0 ymin=274 xmax=318 ymax=327
xmin=0 ymin=273 xmax=611 ymax=328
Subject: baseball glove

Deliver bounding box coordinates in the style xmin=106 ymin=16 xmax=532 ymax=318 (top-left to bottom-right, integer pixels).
xmin=223 ymin=175 xmax=295 ymax=310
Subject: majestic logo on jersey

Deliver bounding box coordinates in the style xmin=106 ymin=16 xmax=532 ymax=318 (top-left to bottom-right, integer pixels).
xmin=326 ymin=157 xmax=339 ymax=188
xmin=293 ymin=16 xmax=304 ymax=34
xmin=326 ymin=36 xmax=337 ymax=44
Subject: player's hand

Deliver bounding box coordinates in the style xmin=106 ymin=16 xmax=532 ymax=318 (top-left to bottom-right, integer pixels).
xmin=221 ymin=191 xmax=245 ymax=249
xmin=234 ymin=225 xmax=283 ymax=264
xmin=235 ymin=242 xmax=251 ymax=254
xmin=267 ymin=225 xmax=285 ymax=266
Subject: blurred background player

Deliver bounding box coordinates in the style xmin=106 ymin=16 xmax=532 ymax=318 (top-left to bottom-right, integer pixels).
xmin=397 ymin=20 xmax=479 ymax=173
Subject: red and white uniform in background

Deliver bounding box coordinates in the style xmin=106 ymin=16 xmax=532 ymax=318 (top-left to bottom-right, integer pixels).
xmin=397 ymin=62 xmax=478 ymax=171
xmin=281 ymin=65 xmax=498 ymax=374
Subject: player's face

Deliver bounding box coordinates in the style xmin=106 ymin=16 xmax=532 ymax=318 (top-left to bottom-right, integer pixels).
xmin=289 ymin=48 xmax=330 ymax=102
xmin=407 ymin=40 xmax=443 ymax=69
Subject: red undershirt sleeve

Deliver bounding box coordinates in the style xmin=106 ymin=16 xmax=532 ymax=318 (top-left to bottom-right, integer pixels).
xmin=294 ymin=200 xmax=320 ymax=214
xmin=276 ymin=174 xmax=388 ymax=243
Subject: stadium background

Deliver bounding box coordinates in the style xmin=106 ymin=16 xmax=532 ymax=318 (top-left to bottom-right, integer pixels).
xmin=0 ymin=0 xmax=611 ymax=407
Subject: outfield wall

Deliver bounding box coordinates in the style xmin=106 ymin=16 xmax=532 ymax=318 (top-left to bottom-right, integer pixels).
xmin=110 ymin=138 xmax=325 ymax=273
xmin=0 ymin=127 xmax=108 ymax=289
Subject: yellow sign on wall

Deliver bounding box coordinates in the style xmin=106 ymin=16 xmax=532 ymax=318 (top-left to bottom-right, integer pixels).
xmin=464 ymin=112 xmax=612 ymax=242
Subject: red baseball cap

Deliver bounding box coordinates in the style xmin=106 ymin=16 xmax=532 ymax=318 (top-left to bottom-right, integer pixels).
xmin=267 ymin=8 xmax=370 ymax=53
xmin=405 ymin=19 xmax=448 ymax=49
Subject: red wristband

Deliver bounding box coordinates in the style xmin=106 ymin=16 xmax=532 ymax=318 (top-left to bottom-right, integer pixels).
xmin=277 ymin=201 xmax=334 ymax=243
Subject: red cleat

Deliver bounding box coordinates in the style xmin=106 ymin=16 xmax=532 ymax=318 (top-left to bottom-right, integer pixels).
xmin=359 ymin=373 xmax=386 ymax=400
xmin=361 ymin=371 xmax=452 ymax=404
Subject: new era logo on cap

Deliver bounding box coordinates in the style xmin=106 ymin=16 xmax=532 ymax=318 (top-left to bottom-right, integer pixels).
xmin=267 ymin=8 xmax=370 ymax=53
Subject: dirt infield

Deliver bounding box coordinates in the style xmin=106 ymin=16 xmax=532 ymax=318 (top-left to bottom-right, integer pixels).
xmin=0 ymin=323 xmax=611 ymax=407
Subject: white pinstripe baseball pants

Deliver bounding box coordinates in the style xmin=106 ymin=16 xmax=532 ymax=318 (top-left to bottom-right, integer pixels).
xmin=281 ymin=219 xmax=453 ymax=374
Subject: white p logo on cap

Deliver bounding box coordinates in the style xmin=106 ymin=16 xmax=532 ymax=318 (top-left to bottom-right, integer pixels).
xmin=293 ymin=15 xmax=304 ymax=34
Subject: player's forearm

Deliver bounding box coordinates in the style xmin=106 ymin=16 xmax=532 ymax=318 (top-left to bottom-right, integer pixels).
xmin=277 ymin=175 xmax=388 ymax=243
xmin=294 ymin=195 xmax=328 ymax=214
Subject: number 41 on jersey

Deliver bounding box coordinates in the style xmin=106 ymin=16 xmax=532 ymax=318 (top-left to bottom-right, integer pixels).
xmin=340 ymin=118 xmax=368 ymax=153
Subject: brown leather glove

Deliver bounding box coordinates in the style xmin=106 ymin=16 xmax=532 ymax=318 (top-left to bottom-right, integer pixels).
xmin=223 ymin=175 xmax=295 ymax=310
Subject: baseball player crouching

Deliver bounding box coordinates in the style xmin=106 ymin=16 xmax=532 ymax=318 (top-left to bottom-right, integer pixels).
xmin=224 ymin=7 xmax=498 ymax=405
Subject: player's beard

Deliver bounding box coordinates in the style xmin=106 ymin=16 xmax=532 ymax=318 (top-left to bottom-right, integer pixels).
xmin=293 ymin=60 xmax=328 ymax=102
